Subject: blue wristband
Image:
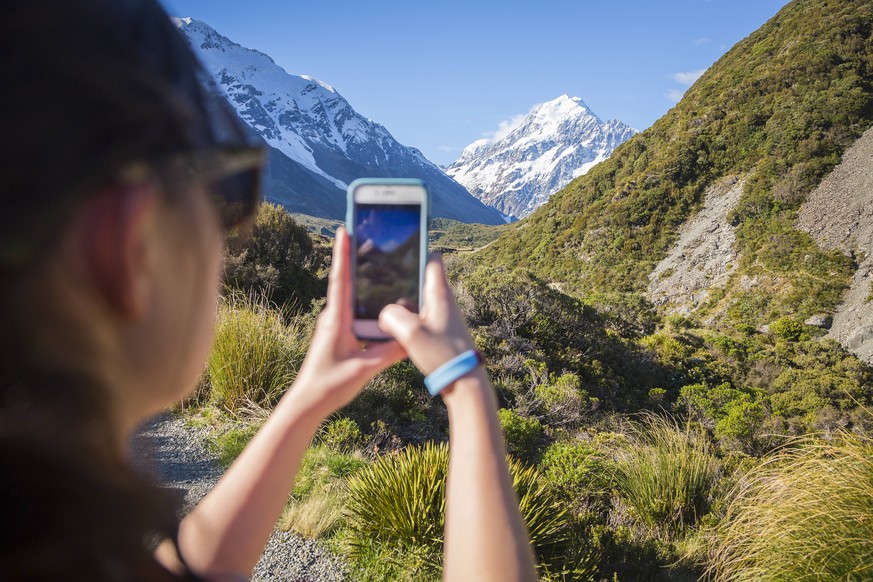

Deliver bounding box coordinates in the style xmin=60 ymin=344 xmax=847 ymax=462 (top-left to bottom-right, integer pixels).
xmin=424 ymin=350 xmax=485 ymax=397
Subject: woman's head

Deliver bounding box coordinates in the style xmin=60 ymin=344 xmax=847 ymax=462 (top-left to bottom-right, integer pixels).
xmin=1 ymin=0 xmax=262 ymax=263
xmin=0 ymin=0 xmax=264 ymax=432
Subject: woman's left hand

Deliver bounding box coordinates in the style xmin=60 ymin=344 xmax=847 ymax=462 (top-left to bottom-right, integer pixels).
xmin=290 ymin=227 xmax=407 ymax=418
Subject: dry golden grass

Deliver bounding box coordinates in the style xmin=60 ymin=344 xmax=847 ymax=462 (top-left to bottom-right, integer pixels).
xmin=707 ymin=434 xmax=873 ymax=581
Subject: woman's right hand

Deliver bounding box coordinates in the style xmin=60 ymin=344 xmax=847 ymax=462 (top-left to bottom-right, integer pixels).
xmin=378 ymin=254 xmax=476 ymax=378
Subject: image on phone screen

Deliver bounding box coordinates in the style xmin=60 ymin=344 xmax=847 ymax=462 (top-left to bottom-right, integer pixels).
xmin=354 ymin=203 xmax=421 ymax=318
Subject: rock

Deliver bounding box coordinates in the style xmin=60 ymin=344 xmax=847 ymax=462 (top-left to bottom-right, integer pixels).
xmin=848 ymin=326 xmax=873 ymax=350
xmin=804 ymin=314 xmax=833 ymax=329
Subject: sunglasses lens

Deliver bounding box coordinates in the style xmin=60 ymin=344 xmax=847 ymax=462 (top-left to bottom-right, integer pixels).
xmin=212 ymin=168 xmax=260 ymax=230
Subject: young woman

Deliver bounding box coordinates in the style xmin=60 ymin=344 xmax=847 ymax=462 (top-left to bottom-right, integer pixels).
xmin=0 ymin=1 xmax=536 ymax=580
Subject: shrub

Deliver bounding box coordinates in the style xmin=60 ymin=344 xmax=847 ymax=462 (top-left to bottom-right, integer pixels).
xmin=498 ymin=408 xmax=545 ymax=462
xmin=539 ymin=441 xmax=613 ymax=520
xmin=204 ymin=293 xmax=309 ymax=414
xmin=585 ymin=292 xmax=658 ymax=338
xmin=340 ymin=360 xmax=436 ymax=440
xmin=768 ymin=316 xmax=807 ymax=342
xmin=641 ymin=333 xmax=697 ymax=370
xmin=531 ymin=371 xmax=596 ymax=429
xmin=715 ymin=400 xmax=765 ymax=443
xmin=679 ymin=382 xmax=767 ymax=451
xmin=318 ymin=417 xmax=364 ymax=452
xmin=708 ymin=435 xmax=873 ymax=581
xmin=664 ymin=313 xmax=694 ymax=330
xmin=345 ymin=442 xmax=573 ymax=575
xmin=223 ymin=203 xmax=329 ymax=310
xmin=613 ymin=414 xmax=720 ymax=538
xmin=734 ymin=323 xmax=757 ymax=336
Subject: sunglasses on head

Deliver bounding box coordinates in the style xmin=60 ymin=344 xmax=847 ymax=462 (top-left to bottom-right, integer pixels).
xmin=0 ymin=147 xmax=266 ymax=269
xmin=151 ymin=145 xmax=266 ymax=231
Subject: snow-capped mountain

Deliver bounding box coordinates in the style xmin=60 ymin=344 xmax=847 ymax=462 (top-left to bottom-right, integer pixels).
xmin=174 ymin=18 xmax=503 ymax=225
xmin=447 ymin=95 xmax=637 ymax=220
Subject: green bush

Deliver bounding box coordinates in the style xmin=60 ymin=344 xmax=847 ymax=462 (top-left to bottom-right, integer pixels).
xmin=716 ymin=400 xmax=766 ymax=443
xmin=345 ymin=442 xmax=573 ymax=576
xmin=679 ymin=382 xmax=768 ymax=451
xmin=340 ymin=360 xmax=440 ymax=443
xmin=318 ymin=417 xmax=364 ymax=452
xmin=203 ymin=293 xmax=310 ymax=414
xmin=539 ymin=441 xmax=613 ymax=521
xmin=223 ymin=202 xmax=329 ymax=310
xmin=345 ymin=442 xmax=450 ymax=572
xmin=769 ymin=317 xmax=807 ymax=342
xmin=584 ymin=292 xmax=658 ymax=338
xmin=708 ymin=435 xmax=873 ymax=580
xmin=532 ymin=372 xmax=596 ymax=429
xmin=498 ymin=408 xmax=545 ymax=462
xmin=613 ymin=414 xmax=720 ymax=538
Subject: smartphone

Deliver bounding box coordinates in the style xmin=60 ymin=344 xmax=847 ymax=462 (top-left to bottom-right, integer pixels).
xmin=346 ymin=178 xmax=429 ymax=341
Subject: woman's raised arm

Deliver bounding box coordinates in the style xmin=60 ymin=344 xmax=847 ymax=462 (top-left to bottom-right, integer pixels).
xmin=380 ymin=257 xmax=537 ymax=582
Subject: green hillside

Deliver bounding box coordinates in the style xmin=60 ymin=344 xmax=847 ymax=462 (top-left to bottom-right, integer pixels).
xmin=481 ymin=0 xmax=873 ymax=325
xmin=190 ymin=2 xmax=873 ymax=578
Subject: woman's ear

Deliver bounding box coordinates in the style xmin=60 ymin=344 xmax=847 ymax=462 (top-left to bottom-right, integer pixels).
xmin=81 ymin=181 xmax=159 ymax=320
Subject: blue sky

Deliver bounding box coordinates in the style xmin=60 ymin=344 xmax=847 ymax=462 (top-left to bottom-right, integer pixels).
xmin=160 ymin=0 xmax=790 ymax=166
xmin=356 ymin=205 xmax=421 ymax=253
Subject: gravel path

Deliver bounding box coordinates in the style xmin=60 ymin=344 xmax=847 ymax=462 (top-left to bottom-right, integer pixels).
xmin=131 ymin=413 xmax=348 ymax=581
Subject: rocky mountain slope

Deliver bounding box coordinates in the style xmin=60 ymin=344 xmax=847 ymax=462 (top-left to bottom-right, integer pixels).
xmin=447 ymin=95 xmax=636 ymax=219
xmin=647 ymin=175 xmax=745 ymax=315
xmin=479 ymin=0 xmax=873 ymax=338
xmin=175 ymin=18 xmax=503 ymax=225
xmin=797 ymin=126 xmax=873 ymax=363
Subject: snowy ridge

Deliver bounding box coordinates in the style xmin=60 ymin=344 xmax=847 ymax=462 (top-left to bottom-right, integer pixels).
xmin=174 ymin=18 xmax=503 ymax=224
xmin=447 ymin=95 xmax=636 ymax=219
xmin=177 ymin=18 xmax=374 ymax=187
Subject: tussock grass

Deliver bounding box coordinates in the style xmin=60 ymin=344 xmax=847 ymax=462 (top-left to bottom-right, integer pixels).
xmin=282 ymin=482 xmax=346 ymax=539
xmin=345 ymin=442 xmax=572 ymax=575
xmin=204 ymin=292 xmax=309 ymax=414
xmin=346 ymin=442 xmax=447 ymax=558
xmin=707 ymin=434 xmax=873 ymax=581
xmin=283 ymin=443 xmax=369 ymax=539
xmin=613 ymin=414 xmax=720 ymax=538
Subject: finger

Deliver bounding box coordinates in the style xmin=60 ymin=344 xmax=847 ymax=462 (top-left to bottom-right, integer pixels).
xmin=379 ymin=303 xmax=426 ymax=345
xmin=359 ymin=339 xmax=407 ymax=369
xmin=327 ymin=227 xmax=352 ymax=320
xmin=422 ymin=253 xmax=449 ymax=309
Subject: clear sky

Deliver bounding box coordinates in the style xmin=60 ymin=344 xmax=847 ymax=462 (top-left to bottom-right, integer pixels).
xmin=159 ymin=0 xmax=790 ymax=166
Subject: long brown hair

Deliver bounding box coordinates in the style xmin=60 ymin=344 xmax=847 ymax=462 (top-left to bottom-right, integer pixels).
xmin=0 ymin=0 xmax=244 ymax=578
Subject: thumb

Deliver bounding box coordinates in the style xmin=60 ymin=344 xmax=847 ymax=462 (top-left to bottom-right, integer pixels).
xmin=378 ymin=304 xmax=425 ymax=345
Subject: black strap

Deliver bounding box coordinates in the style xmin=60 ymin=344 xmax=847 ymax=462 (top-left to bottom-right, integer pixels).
xmin=168 ymin=524 xmax=250 ymax=582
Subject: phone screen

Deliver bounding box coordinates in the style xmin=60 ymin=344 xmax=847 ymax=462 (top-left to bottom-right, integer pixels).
xmin=354 ymin=203 xmax=422 ymax=319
